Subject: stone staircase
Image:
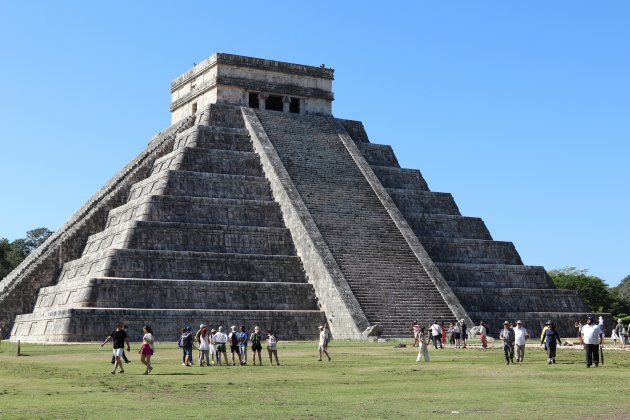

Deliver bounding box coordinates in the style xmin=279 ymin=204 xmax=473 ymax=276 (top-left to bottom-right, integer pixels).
xmin=339 ymin=119 xmax=594 ymax=337
xmin=11 ymin=105 xmax=325 ymax=342
xmin=255 ymin=110 xmax=457 ymax=336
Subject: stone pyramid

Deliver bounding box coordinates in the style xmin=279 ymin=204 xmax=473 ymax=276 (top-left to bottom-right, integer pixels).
xmin=1 ymin=53 xmax=601 ymax=342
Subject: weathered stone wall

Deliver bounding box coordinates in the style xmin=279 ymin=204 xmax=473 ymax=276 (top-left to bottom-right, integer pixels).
xmin=0 ymin=117 xmax=194 ymax=338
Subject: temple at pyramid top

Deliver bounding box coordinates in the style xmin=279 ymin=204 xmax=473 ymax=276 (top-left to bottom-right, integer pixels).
xmin=170 ymin=53 xmax=335 ymax=124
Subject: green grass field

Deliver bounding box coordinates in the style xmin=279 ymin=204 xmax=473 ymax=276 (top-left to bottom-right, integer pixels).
xmin=0 ymin=339 xmax=628 ymax=419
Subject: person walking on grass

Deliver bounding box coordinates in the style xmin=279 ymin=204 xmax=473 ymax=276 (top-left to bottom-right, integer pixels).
xmin=500 ymin=321 xmax=515 ymax=365
xmin=213 ymin=326 xmax=229 ymax=366
xmin=238 ymin=325 xmax=249 ymax=365
xmin=251 ymin=326 xmax=264 ymax=366
xmin=581 ymin=315 xmax=603 ymax=368
xmin=540 ymin=321 xmax=562 ymax=364
xmin=513 ymin=320 xmax=529 ymax=362
xmin=228 ymin=325 xmax=241 ymax=366
xmin=139 ymin=325 xmax=154 ymax=375
xmin=110 ymin=325 xmax=131 ymax=365
xmin=430 ymin=321 xmax=442 ymax=349
xmin=198 ymin=326 xmax=211 ymax=367
xmin=318 ymin=325 xmax=331 ymax=362
xmin=416 ymin=327 xmax=430 ymax=364
xmin=613 ymin=319 xmax=625 ymax=349
xmin=267 ymin=329 xmax=280 ymax=365
xmin=101 ymin=322 xmax=130 ymax=374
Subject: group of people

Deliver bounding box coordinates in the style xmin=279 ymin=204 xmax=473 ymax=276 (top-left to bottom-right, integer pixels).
xmin=411 ymin=315 xmax=611 ymax=368
xmin=100 ymin=323 xmax=333 ymax=374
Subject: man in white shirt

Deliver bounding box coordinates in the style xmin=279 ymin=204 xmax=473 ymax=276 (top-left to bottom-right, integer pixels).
xmin=513 ymin=320 xmax=529 ymax=362
xmin=430 ymin=322 xmax=443 ymax=349
xmin=213 ymin=326 xmax=229 ymax=366
xmin=581 ymin=315 xmax=603 ymax=368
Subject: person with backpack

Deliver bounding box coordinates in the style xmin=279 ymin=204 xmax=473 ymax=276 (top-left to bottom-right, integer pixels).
xmin=228 ymin=325 xmax=241 ymax=366
xmin=179 ymin=326 xmax=194 ymax=367
xmin=250 ymin=326 xmax=264 ymax=366
xmin=238 ymin=325 xmax=249 ymax=365
xmin=267 ymin=329 xmax=280 ymax=365
xmin=213 ymin=326 xmax=229 ymax=366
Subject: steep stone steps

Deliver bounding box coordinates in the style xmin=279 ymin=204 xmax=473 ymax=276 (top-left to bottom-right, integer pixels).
xmin=174 ymin=126 xmax=253 ymax=151
xmin=386 ymin=189 xmax=461 ymax=215
xmin=255 ymin=110 xmax=456 ymax=336
xmin=12 ymin=308 xmax=326 ymax=342
xmin=454 ymin=287 xmax=590 ymax=313
xmin=32 ymin=278 xmax=318 ymax=311
xmin=355 ymin=143 xmax=400 ymax=167
xmin=106 ymin=195 xmax=285 ymax=229
xmin=434 ymin=263 xmax=555 ymax=289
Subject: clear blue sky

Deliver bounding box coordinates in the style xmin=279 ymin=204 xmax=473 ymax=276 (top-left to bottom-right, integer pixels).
xmin=1 ymin=2 xmax=628 ymax=285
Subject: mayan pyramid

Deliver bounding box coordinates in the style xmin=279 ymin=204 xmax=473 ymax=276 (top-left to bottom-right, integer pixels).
xmin=1 ymin=53 xmax=599 ymax=342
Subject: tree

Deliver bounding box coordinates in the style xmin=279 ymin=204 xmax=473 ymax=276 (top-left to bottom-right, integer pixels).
xmin=0 ymin=227 xmax=53 ymax=280
xmin=615 ymin=275 xmax=630 ymax=300
xmin=549 ymin=267 xmax=611 ymax=313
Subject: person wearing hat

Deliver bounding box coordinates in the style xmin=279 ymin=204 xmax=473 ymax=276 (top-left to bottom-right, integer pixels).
xmin=499 ymin=321 xmax=515 ymax=364
xmin=540 ymin=321 xmax=562 ymax=364
xmin=179 ymin=326 xmax=194 ymax=367
xmin=228 ymin=325 xmax=241 ymax=366
xmin=213 ymin=326 xmax=229 ymax=366
xmin=513 ymin=320 xmax=529 ymax=362
xmin=581 ymin=315 xmax=603 ymax=367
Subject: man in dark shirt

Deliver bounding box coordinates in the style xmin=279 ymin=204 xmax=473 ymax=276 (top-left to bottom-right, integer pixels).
xmin=101 ymin=322 xmax=131 ymax=374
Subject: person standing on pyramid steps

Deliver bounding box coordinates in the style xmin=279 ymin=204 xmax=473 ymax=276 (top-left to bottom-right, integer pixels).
xmin=139 ymin=325 xmax=154 ymax=375
xmin=101 ymin=322 xmax=130 ymax=374
xmin=318 ymin=325 xmax=331 ymax=362
xmin=250 ymin=326 xmax=264 ymax=366
xmin=267 ymin=329 xmax=280 ymax=365
xmin=228 ymin=325 xmax=241 ymax=366
xmin=540 ymin=321 xmax=562 ymax=364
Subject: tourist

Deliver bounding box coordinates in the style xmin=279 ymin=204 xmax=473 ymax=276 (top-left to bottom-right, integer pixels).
xmin=452 ymin=321 xmax=461 ymax=349
xmin=228 ymin=325 xmax=241 ymax=366
xmin=267 ymin=329 xmax=280 ymax=365
xmin=540 ymin=321 xmax=562 ymax=364
xmin=209 ymin=328 xmax=217 ymax=365
xmin=447 ymin=322 xmax=455 ymax=346
xmin=198 ymin=326 xmax=211 ymax=366
xmin=581 ymin=315 xmax=603 ymax=368
xmin=540 ymin=321 xmax=550 ymax=352
xmin=430 ymin=321 xmax=442 ymax=349
xmin=499 ymin=321 xmax=515 ymax=365
xmin=575 ymin=321 xmax=583 ymax=347
xmin=238 ymin=325 xmax=249 ymax=365
xmin=110 ymin=325 xmax=131 ymax=365
xmin=441 ymin=322 xmax=447 ymax=346
xmin=318 ymin=325 xmax=331 ymax=362
xmin=195 ymin=324 xmax=206 ymax=364
xmin=416 ymin=327 xmax=430 ymax=364
xmin=410 ymin=321 xmax=420 ymax=347
xmin=179 ymin=326 xmax=194 ymax=367
xmin=613 ymin=319 xmax=625 ymax=349
xmin=478 ymin=321 xmax=487 ymax=350
xmin=101 ymin=322 xmax=130 ymax=374
xmin=513 ymin=320 xmax=529 ymax=362
xmin=250 ymin=326 xmax=264 ymax=366
xmin=213 ymin=326 xmax=229 ymax=366
xmin=460 ymin=319 xmax=468 ymax=349
xmin=139 ymin=325 xmax=154 ymax=375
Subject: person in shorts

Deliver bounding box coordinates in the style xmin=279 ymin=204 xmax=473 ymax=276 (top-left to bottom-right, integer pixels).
xmin=267 ymin=329 xmax=280 ymax=366
xmin=101 ymin=322 xmax=130 ymax=374
xmin=213 ymin=326 xmax=228 ymax=366
xmin=228 ymin=325 xmax=241 ymax=366
xmin=140 ymin=325 xmax=154 ymax=374
xmin=238 ymin=325 xmax=249 ymax=365
xmin=250 ymin=326 xmax=263 ymax=366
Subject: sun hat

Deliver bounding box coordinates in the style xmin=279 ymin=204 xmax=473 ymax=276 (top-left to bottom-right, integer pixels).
xmin=503 ymin=320 xmax=510 ymax=325
xmin=218 ymin=326 xmax=223 ymax=331
xmin=516 ymin=320 xmax=522 ymax=324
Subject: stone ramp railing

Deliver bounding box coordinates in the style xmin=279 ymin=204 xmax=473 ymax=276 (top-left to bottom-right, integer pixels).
xmin=0 ymin=116 xmax=195 ymax=338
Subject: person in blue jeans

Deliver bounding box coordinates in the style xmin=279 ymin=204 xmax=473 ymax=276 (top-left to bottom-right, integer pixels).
xmin=430 ymin=322 xmax=442 ymax=349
